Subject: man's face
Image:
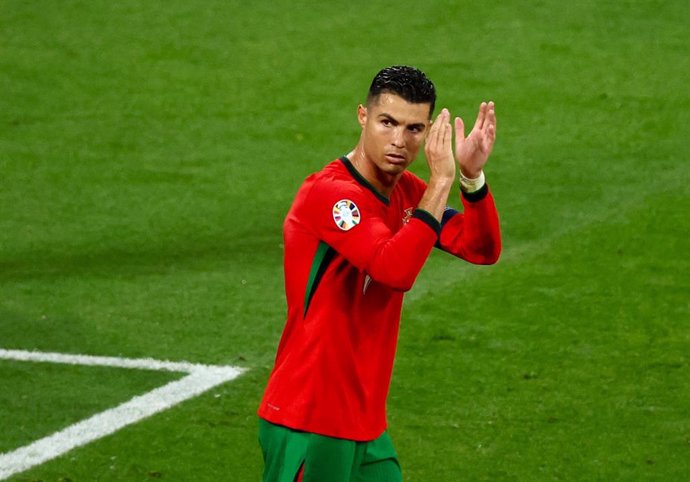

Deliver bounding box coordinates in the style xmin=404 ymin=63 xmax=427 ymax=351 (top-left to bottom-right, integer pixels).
xmin=358 ymin=93 xmax=431 ymax=177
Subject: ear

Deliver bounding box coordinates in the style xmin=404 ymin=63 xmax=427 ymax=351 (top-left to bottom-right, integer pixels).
xmin=357 ymin=104 xmax=367 ymax=128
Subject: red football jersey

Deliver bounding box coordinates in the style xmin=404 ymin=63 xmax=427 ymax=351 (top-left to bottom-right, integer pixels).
xmin=258 ymin=157 xmax=501 ymax=441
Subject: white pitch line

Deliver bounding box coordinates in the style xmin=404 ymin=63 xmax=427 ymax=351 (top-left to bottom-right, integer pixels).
xmin=0 ymin=349 xmax=245 ymax=480
xmin=0 ymin=348 xmax=220 ymax=373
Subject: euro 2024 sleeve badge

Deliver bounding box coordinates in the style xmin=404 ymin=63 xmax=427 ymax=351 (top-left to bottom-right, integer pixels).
xmin=332 ymin=199 xmax=361 ymax=231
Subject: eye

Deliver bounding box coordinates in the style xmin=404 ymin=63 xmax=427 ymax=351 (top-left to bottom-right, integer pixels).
xmin=408 ymin=125 xmax=423 ymax=134
xmin=381 ymin=119 xmax=392 ymax=127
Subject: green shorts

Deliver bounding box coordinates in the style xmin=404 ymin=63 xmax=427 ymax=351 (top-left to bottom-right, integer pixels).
xmin=259 ymin=419 xmax=402 ymax=482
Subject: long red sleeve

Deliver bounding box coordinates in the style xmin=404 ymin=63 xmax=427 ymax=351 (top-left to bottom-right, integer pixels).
xmin=437 ymin=185 xmax=502 ymax=264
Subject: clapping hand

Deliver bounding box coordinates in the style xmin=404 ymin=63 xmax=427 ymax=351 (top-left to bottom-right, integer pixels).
xmin=454 ymin=101 xmax=496 ymax=178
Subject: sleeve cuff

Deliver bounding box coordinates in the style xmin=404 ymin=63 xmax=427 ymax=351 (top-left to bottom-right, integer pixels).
xmin=412 ymin=209 xmax=441 ymax=237
xmin=461 ymin=183 xmax=489 ymax=203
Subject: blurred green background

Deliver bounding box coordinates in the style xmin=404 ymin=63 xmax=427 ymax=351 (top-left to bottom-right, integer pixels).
xmin=1 ymin=0 xmax=688 ymax=480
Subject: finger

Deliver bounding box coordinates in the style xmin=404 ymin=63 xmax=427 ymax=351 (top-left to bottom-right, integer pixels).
xmin=425 ymin=110 xmax=442 ymax=155
xmin=440 ymin=120 xmax=451 ymax=155
xmin=454 ymin=116 xmax=465 ymax=150
xmin=429 ymin=109 xmax=445 ymax=138
xmin=487 ymin=101 xmax=495 ymax=127
xmin=483 ymin=101 xmax=496 ymax=137
xmin=483 ymin=124 xmax=495 ymax=153
xmin=483 ymin=103 xmax=496 ymax=152
xmin=434 ymin=108 xmax=449 ymax=151
xmin=425 ymin=113 xmax=440 ymax=148
xmin=440 ymin=109 xmax=451 ymax=148
xmin=472 ymin=102 xmax=487 ymax=132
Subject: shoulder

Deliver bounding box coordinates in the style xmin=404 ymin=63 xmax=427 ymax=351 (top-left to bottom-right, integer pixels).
xmin=290 ymin=159 xmax=373 ymax=227
xmin=305 ymin=159 xmax=372 ymax=205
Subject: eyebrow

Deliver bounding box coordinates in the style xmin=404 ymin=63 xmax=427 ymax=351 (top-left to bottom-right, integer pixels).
xmin=378 ymin=113 xmax=426 ymax=130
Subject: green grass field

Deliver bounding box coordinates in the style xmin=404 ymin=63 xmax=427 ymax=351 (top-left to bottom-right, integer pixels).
xmin=1 ymin=0 xmax=688 ymax=480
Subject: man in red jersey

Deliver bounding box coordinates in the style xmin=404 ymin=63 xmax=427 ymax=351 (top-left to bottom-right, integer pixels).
xmin=258 ymin=66 xmax=501 ymax=481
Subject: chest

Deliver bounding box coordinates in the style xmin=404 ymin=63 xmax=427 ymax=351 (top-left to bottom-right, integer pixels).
xmin=376 ymin=190 xmax=418 ymax=232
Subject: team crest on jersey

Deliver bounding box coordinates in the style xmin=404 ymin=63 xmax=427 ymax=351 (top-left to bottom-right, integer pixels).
xmin=402 ymin=207 xmax=414 ymax=225
xmin=332 ymin=199 xmax=361 ymax=231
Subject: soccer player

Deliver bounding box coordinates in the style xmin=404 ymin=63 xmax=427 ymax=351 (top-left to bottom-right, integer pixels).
xmin=258 ymin=65 xmax=501 ymax=481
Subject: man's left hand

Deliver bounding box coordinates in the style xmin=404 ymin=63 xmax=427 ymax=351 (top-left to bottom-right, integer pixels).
xmin=454 ymin=101 xmax=497 ymax=178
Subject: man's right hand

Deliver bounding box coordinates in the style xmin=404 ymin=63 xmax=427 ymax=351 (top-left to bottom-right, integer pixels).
xmin=418 ymin=108 xmax=456 ymax=221
xmin=424 ymin=108 xmax=456 ymax=183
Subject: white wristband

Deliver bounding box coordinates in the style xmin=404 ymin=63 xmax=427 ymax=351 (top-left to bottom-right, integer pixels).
xmin=459 ymin=170 xmax=485 ymax=193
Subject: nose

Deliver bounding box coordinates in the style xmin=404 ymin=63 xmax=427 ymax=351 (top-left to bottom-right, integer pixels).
xmin=391 ymin=126 xmax=405 ymax=148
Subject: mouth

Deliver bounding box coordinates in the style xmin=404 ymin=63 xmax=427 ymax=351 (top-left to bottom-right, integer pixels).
xmin=385 ymin=152 xmax=407 ymax=164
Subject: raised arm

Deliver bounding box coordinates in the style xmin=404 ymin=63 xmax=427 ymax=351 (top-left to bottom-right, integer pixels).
xmin=439 ymin=101 xmax=501 ymax=264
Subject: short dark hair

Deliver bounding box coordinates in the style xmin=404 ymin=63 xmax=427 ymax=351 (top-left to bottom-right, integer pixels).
xmin=367 ymin=65 xmax=436 ymax=116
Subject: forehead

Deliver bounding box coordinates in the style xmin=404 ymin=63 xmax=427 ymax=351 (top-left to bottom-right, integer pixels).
xmin=369 ymin=93 xmax=431 ymax=123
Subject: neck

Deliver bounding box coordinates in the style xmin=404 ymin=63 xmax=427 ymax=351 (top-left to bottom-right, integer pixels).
xmin=347 ymin=146 xmax=401 ymax=197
